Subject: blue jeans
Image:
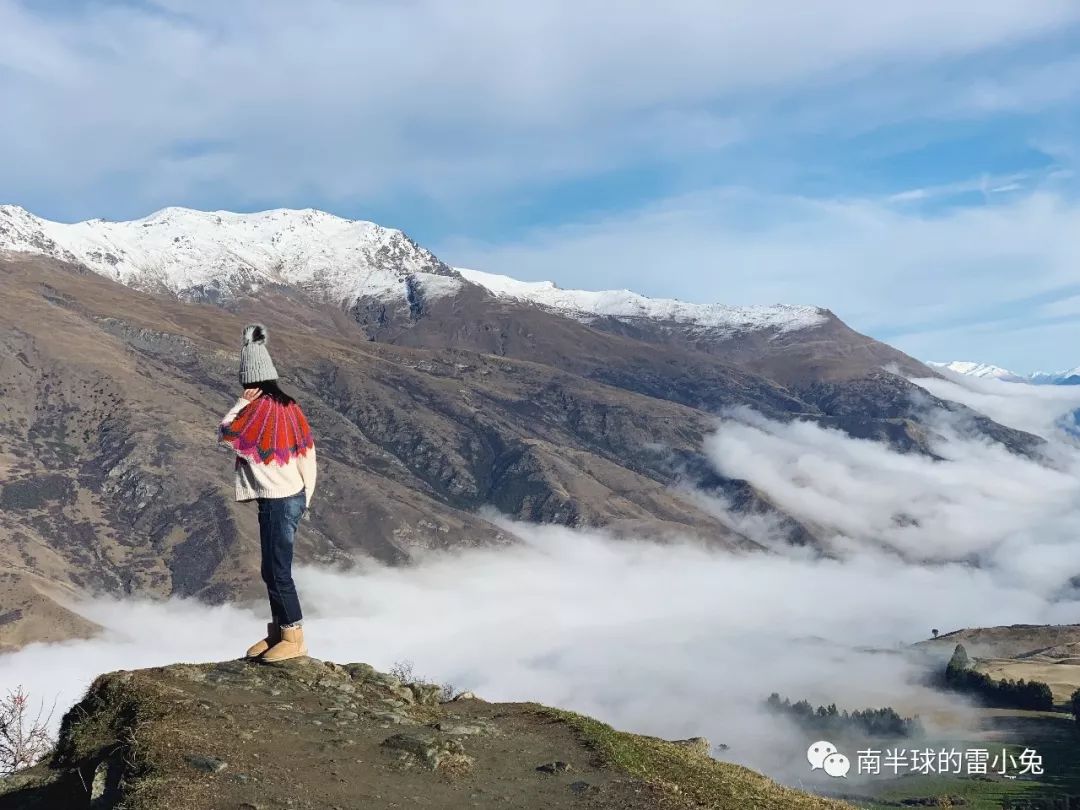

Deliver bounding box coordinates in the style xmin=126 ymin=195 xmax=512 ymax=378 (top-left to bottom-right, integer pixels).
xmin=257 ymin=490 xmax=305 ymax=627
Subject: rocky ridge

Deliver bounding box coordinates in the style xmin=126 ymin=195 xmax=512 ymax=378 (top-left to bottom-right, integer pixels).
xmin=0 ymin=656 xmax=852 ymax=810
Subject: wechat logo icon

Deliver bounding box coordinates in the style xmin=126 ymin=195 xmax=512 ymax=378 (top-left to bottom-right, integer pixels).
xmin=807 ymin=741 xmax=850 ymax=778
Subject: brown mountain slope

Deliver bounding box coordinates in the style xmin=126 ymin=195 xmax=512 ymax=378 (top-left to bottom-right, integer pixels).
xmin=914 ymin=625 xmax=1080 ymax=704
xmin=0 ymin=253 xmax=771 ymax=647
xmin=339 ymin=278 xmax=1041 ymax=456
xmin=916 ymin=625 xmax=1080 ymax=660
xmin=0 ymin=251 xmax=1042 ymax=648
xmin=0 ymin=657 xmax=854 ymax=810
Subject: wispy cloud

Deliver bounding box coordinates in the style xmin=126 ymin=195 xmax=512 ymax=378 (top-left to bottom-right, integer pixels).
xmin=1 ymin=0 xmax=1078 ymax=220
xmin=442 ymin=185 xmax=1080 ymax=370
xmin=885 ymin=171 xmax=1036 ymax=203
xmin=1037 ymin=293 xmax=1080 ymax=320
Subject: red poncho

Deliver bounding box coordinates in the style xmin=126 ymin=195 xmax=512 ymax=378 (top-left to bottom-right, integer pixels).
xmin=219 ymin=396 xmax=315 ymax=466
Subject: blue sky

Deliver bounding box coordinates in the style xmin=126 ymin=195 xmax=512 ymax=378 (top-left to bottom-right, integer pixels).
xmin=3 ymin=1 xmax=1080 ymax=372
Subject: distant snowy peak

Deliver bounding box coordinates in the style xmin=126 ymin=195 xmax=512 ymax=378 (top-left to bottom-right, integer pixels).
xmin=1030 ymin=368 xmax=1080 ymax=386
xmin=929 ymin=360 xmax=1080 ymax=386
xmin=928 ymin=361 xmax=1023 ymax=381
xmin=456 ymin=267 xmax=828 ymax=334
xmin=0 ymin=204 xmax=460 ymax=305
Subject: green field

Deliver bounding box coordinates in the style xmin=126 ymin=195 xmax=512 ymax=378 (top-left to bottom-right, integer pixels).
xmin=819 ymin=711 xmax=1080 ymax=809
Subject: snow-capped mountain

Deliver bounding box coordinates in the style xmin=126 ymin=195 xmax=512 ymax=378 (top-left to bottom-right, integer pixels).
xmin=456 ymin=268 xmax=826 ymax=334
xmin=0 ymin=205 xmax=826 ymax=336
xmin=927 ymin=360 xmax=1024 ymax=381
xmin=929 ymin=360 xmax=1080 ymax=386
xmin=0 ymin=204 xmax=459 ymax=306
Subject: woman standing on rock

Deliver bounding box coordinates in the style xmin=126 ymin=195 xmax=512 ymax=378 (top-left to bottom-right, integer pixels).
xmin=218 ymin=324 xmax=317 ymax=663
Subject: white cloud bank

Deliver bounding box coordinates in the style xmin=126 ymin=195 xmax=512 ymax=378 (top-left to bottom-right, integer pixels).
xmin=912 ymin=370 xmax=1080 ymax=439
xmin=5 ymin=376 xmax=1080 ymax=784
xmin=0 ymin=525 xmax=1048 ymax=782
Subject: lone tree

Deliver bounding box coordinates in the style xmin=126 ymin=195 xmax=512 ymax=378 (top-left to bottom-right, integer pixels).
xmin=0 ymin=686 xmax=55 ymax=775
xmin=932 ymin=628 xmax=939 ymax=638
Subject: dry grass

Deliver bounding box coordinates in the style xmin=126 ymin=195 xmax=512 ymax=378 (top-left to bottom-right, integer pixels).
xmin=975 ymin=658 xmax=1080 ymax=704
xmin=538 ymin=706 xmax=854 ymax=810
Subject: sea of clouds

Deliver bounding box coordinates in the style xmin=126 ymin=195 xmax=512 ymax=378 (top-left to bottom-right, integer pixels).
xmin=4 ymin=370 xmax=1080 ymax=785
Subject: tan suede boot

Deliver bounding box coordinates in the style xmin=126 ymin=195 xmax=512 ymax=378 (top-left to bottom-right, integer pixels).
xmin=245 ymin=622 xmax=279 ymax=658
xmin=261 ymin=625 xmax=308 ymax=663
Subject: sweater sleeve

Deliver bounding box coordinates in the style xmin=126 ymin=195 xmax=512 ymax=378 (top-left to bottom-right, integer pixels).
xmin=298 ymin=445 xmax=317 ymax=508
xmin=218 ymin=396 xmax=251 ymax=445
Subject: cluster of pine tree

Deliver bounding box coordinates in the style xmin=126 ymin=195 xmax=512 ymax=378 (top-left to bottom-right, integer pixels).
xmin=944 ymin=644 xmax=1053 ymax=711
xmin=764 ymin=693 xmax=923 ymax=737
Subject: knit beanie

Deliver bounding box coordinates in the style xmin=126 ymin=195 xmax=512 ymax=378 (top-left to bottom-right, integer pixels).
xmin=239 ymin=324 xmax=279 ymax=385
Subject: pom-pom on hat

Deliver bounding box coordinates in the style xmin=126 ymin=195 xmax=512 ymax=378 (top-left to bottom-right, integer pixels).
xmin=239 ymin=323 xmax=279 ymax=385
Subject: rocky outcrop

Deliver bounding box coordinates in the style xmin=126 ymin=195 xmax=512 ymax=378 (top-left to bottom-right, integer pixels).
xmin=0 ymin=657 xmax=853 ymax=810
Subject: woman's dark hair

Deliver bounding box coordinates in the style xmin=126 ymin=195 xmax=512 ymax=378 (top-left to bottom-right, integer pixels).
xmin=248 ymin=379 xmax=296 ymax=405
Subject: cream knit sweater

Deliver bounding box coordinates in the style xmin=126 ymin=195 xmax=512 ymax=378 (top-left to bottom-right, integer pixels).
xmin=219 ymin=397 xmax=317 ymax=507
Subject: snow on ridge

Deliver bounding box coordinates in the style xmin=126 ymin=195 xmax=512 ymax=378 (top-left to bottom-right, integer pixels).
xmin=926 ymin=360 xmax=1080 ymax=385
xmin=0 ymin=204 xmax=460 ymax=304
xmin=456 ymin=267 xmax=828 ymax=333
xmin=927 ymin=360 xmax=1020 ymax=380
xmin=928 ymin=359 xmax=1080 ymax=385
xmin=1030 ymin=368 xmax=1080 ymax=384
xmin=1 ymin=204 xmax=826 ymax=333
